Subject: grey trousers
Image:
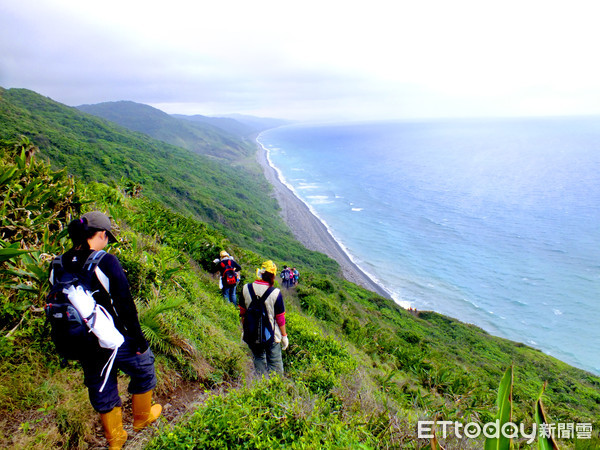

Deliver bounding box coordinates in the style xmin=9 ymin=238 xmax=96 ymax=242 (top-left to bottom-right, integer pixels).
xmin=250 ymin=341 xmax=283 ymax=375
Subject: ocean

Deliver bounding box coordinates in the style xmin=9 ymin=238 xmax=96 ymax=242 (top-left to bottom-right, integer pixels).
xmin=257 ymin=117 xmax=600 ymax=375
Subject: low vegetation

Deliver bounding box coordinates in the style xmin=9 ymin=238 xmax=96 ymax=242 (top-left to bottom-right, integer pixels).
xmin=1 ymin=89 xmax=599 ymax=448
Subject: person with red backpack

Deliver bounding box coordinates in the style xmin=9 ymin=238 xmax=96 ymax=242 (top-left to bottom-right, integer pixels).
xmin=213 ymin=250 xmax=242 ymax=306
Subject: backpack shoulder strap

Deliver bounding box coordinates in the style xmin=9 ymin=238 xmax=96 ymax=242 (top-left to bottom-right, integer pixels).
xmin=83 ymin=250 xmax=106 ymax=270
xmin=246 ymin=282 xmax=256 ymax=302
xmin=246 ymin=283 xmax=274 ymax=306
xmin=49 ymin=255 xmax=64 ymax=285
xmin=261 ymin=287 xmax=274 ymax=303
xmin=83 ymin=250 xmax=110 ymax=293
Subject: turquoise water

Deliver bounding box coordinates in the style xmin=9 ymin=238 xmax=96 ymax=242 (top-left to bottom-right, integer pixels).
xmin=258 ymin=117 xmax=600 ymax=375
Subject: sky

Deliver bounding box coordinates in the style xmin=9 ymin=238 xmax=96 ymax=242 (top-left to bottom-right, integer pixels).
xmin=2 ymin=0 xmax=600 ymax=122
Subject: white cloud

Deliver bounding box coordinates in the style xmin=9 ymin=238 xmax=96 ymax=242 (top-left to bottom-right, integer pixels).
xmin=2 ymin=0 xmax=600 ymax=120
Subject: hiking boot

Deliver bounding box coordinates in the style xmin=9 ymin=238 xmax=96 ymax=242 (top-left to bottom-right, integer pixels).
xmin=100 ymin=406 xmax=127 ymax=450
xmin=132 ymin=390 xmax=162 ymax=432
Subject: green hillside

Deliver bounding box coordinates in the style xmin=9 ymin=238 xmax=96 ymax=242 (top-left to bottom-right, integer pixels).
xmin=1 ymin=87 xmax=598 ymax=449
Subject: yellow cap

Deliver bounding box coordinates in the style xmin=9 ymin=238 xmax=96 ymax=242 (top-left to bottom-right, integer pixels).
xmin=220 ymin=250 xmax=230 ymax=258
xmin=256 ymin=260 xmax=277 ymax=277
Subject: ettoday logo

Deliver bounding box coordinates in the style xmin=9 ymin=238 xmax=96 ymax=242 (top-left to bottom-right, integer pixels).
xmin=418 ymin=420 xmax=593 ymax=444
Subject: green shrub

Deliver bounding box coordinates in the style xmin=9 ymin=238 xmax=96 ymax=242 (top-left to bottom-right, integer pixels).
xmin=284 ymin=313 xmax=355 ymax=377
xmin=309 ymin=275 xmax=335 ymax=294
xmin=147 ymin=376 xmax=378 ymax=449
xmin=295 ymin=285 xmax=343 ymax=324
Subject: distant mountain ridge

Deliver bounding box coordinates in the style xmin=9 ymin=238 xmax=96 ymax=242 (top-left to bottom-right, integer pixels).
xmin=172 ymin=113 xmax=290 ymax=137
xmin=77 ymin=101 xmax=260 ymax=160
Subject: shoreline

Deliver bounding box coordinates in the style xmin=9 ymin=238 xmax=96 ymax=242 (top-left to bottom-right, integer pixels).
xmin=255 ymin=135 xmax=391 ymax=299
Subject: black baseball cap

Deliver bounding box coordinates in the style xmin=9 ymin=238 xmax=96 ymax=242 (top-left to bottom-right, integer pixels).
xmin=82 ymin=211 xmax=117 ymax=243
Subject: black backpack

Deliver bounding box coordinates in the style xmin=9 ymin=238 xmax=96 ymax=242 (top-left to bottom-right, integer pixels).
xmin=44 ymin=250 xmax=107 ymax=362
xmin=243 ymin=283 xmax=274 ymax=346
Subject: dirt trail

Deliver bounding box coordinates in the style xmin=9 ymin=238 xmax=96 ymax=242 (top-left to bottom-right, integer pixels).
xmin=82 ymin=381 xmax=210 ymax=449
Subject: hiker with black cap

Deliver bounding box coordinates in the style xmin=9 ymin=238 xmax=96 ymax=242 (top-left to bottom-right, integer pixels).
xmin=50 ymin=211 xmax=161 ymax=449
xmin=213 ymin=250 xmax=242 ymax=306
xmin=239 ymin=260 xmax=289 ymax=375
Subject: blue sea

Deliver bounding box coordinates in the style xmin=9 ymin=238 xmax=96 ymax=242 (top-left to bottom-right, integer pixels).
xmin=258 ymin=117 xmax=600 ymax=375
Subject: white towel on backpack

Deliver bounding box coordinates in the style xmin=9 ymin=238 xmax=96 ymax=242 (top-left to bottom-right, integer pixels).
xmin=63 ymin=285 xmax=125 ymax=391
xmin=64 ymin=285 xmax=95 ymax=318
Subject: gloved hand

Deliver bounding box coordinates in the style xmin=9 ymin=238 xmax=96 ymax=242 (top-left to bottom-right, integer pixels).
xmin=281 ymin=335 xmax=289 ymax=350
xmin=213 ymin=258 xmax=220 ymax=264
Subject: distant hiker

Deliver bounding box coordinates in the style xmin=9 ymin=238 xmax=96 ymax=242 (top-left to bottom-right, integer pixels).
xmin=240 ymin=260 xmax=289 ymax=375
xmin=49 ymin=212 xmax=161 ymax=450
xmin=213 ymin=250 xmax=241 ymax=306
xmin=292 ymin=268 xmax=299 ymax=286
xmin=280 ymin=265 xmax=291 ymax=289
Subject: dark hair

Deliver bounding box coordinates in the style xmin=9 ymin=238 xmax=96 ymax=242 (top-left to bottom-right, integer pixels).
xmin=261 ymin=271 xmax=275 ymax=286
xmin=67 ymin=218 xmax=100 ymax=249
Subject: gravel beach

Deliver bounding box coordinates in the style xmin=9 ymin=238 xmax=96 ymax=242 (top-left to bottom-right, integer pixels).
xmin=256 ymin=142 xmax=390 ymax=298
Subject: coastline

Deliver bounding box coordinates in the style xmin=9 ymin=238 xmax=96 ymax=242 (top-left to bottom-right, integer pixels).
xmin=255 ymin=135 xmax=391 ymax=299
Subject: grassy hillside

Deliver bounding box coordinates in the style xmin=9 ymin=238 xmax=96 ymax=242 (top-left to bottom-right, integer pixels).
xmin=1 ymin=89 xmax=599 ymax=448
